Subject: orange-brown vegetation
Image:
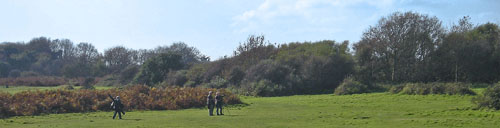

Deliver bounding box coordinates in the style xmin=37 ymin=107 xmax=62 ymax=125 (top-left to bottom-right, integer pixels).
xmin=0 ymin=85 xmax=241 ymax=118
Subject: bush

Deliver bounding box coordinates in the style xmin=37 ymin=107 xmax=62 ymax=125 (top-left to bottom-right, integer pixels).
xmin=80 ymin=78 xmax=95 ymax=90
xmin=251 ymin=80 xmax=276 ymax=96
xmin=390 ymin=82 xmax=475 ymax=95
xmin=0 ymin=85 xmax=242 ymax=118
xmin=164 ymin=70 xmax=188 ymax=87
xmin=473 ymin=83 xmax=500 ymax=110
xmin=443 ymin=83 xmax=476 ymax=95
xmin=61 ymin=85 xmax=74 ymax=90
xmin=399 ymin=83 xmax=429 ymax=95
xmin=202 ymin=76 xmax=228 ymax=89
xmin=388 ymin=85 xmax=404 ymax=94
xmin=133 ymin=53 xmax=183 ymax=86
xmin=334 ymin=77 xmax=368 ymax=95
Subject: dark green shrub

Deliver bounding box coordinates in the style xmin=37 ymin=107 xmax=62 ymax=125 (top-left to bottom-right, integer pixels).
xmin=473 ymin=83 xmax=500 ymax=110
xmin=248 ymin=79 xmax=286 ymax=97
xmin=133 ymin=53 xmax=183 ymax=86
xmin=118 ymin=65 xmax=139 ymax=84
xmin=399 ymin=83 xmax=427 ymax=95
xmin=165 ymin=70 xmax=188 ymax=87
xmin=202 ymin=76 xmax=228 ymax=89
xmin=389 ymin=85 xmax=404 ymax=94
xmin=80 ymin=78 xmax=95 ymax=90
xmin=334 ymin=77 xmax=368 ymax=95
xmin=444 ymin=83 xmax=476 ymax=95
xmin=228 ymin=67 xmax=245 ymax=85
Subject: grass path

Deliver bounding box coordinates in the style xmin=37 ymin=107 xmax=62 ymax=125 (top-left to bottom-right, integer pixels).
xmin=1 ymin=93 xmax=500 ymax=127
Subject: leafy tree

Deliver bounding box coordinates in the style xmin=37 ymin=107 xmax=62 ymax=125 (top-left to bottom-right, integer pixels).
xmin=104 ymin=46 xmax=134 ymax=73
xmin=355 ymin=11 xmax=444 ymax=83
xmin=154 ymin=42 xmax=208 ymax=67
xmin=0 ymin=62 xmax=10 ymax=77
xmin=134 ymin=53 xmax=183 ymax=86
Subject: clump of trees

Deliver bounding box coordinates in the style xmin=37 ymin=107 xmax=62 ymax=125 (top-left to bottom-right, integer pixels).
xmin=132 ymin=35 xmax=355 ymax=96
xmin=0 ymin=39 xmax=207 ymax=87
xmin=191 ymin=36 xmax=355 ymax=96
xmin=355 ymin=12 xmax=500 ymax=84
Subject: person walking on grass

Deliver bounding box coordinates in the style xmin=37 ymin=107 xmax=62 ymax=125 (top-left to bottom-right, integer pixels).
xmin=207 ymin=91 xmax=215 ymax=116
xmin=109 ymin=95 xmax=125 ymax=119
xmin=215 ymin=91 xmax=224 ymax=115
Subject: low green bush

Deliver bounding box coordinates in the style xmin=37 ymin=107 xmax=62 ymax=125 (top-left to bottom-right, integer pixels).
xmin=473 ymin=82 xmax=500 ymax=110
xmin=388 ymin=85 xmax=404 ymax=94
xmin=61 ymin=85 xmax=74 ymax=90
xmin=334 ymin=77 xmax=368 ymax=95
xmin=390 ymin=82 xmax=475 ymax=95
xmin=443 ymin=83 xmax=476 ymax=95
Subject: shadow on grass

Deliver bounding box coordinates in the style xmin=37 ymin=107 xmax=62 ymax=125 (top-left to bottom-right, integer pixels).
xmin=120 ymin=119 xmax=142 ymax=121
xmin=219 ymin=115 xmax=240 ymax=117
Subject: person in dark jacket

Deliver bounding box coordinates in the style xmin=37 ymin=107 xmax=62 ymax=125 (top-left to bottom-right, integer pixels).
xmin=215 ymin=91 xmax=224 ymax=115
xmin=207 ymin=91 xmax=215 ymax=116
xmin=109 ymin=95 xmax=125 ymax=119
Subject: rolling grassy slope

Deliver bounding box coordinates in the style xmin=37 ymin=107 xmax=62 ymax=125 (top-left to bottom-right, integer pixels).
xmin=2 ymin=92 xmax=499 ymax=128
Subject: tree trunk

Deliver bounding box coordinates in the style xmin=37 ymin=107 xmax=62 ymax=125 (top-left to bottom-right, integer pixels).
xmin=392 ymin=63 xmax=395 ymax=82
xmin=455 ymin=62 xmax=458 ymax=83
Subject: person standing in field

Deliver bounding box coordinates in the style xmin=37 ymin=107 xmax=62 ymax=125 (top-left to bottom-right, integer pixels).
xmin=109 ymin=95 xmax=125 ymax=119
xmin=215 ymin=91 xmax=224 ymax=115
xmin=207 ymin=91 xmax=215 ymax=116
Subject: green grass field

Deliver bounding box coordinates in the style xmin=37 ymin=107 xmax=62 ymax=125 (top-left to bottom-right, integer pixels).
xmin=0 ymin=85 xmax=114 ymax=94
xmin=2 ymin=90 xmax=499 ymax=128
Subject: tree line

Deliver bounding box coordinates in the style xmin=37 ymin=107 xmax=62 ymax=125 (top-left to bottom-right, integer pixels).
xmin=1 ymin=11 xmax=499 ymax=96
xmin=355 ymin=12 xmax=500 ymax=84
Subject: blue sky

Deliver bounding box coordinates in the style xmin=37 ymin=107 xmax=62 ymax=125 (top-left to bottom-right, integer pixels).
xmin=1 ymin=0 xmax=499 ymax=59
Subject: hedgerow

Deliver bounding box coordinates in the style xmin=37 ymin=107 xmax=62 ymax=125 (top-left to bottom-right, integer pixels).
xmin=390 ymin=83 xmax=476 ymax=95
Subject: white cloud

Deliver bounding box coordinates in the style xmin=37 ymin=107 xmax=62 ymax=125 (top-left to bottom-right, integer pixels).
xmin=233 ymin=0 xmax=393 ymax=21
xmin=232 ymin=0 xmax=395 ymax=29
xmin=231 ymin=0 xmax=396 ymax=43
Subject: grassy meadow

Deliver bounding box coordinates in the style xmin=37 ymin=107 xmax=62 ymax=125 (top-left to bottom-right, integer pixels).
xmin=1 ymin=89 xmax=499 ymax=128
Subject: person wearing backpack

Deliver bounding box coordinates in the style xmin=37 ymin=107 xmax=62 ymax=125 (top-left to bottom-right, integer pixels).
xmin=109 ymin=95 xmax=125 ymax=119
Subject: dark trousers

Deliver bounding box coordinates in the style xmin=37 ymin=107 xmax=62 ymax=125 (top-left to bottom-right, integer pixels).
xmin=113 ymin=110 xmax=124 ymax=119
xmin=216 ymin=104 xmax=223 ymax=115
xmin=208 ymin=105 xmax=214 ymax=116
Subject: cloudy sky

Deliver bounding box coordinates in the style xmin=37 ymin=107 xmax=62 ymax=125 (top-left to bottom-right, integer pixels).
xmin=1 ymin=0 xmax=499 ymax=59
